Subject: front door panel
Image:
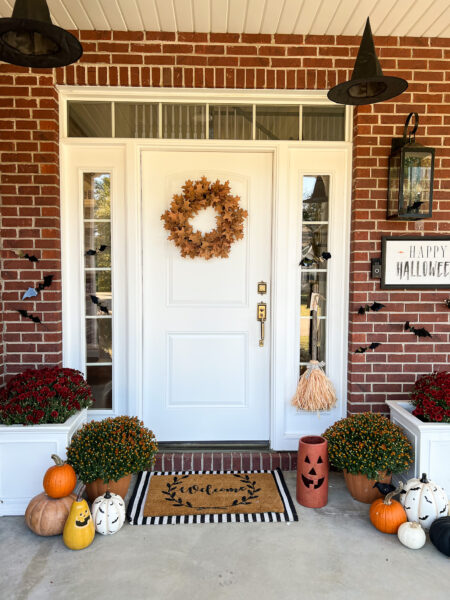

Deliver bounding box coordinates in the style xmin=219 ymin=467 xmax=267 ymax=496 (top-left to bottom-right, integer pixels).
xmin=142 ymin=151 xmax=272 ymax=442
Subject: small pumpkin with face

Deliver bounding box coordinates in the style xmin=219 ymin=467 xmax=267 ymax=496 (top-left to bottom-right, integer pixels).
xmin=296 ymin=435 xmax=329 ymax=508
xmin=63 ymin=487 xmax=95 ymax=550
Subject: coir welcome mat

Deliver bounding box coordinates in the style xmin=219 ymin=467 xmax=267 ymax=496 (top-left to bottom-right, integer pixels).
xmin=127 ymin=469 xmax=298 ymax=525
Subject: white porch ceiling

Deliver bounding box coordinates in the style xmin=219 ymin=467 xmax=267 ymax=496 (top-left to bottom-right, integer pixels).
xmin=1 ymin=0 xmax=450 ymax=37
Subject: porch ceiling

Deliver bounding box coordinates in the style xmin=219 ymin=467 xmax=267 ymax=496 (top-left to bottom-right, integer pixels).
xmin=1 ymin=0 xmax=450 ymax=37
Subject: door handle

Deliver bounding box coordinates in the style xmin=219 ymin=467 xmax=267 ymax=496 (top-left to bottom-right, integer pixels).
xmin=257 ymin=302 xmax=267 ymax=347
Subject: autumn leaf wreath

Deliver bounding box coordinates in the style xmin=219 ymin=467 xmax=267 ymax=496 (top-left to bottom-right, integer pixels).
xmin=160 ymin=176 xmax=248 ymax=259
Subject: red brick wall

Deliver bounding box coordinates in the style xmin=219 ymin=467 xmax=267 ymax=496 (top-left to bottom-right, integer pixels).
xmin=1 ymin=32 xmax=449 ymax=412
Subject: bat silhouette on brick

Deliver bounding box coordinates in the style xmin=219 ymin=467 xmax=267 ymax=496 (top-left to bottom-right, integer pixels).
xmin=404 ymin=321 xmax=432 ymax=338
xmin=357 ymin=301 xmax=385 ymax=315
xmin=12 ymin=249 xmax=39 ymax=262
xmin=16 ymin=309 xmax=41 ymax=324
xmin=354 ymin=342 xmax=381 ymax=354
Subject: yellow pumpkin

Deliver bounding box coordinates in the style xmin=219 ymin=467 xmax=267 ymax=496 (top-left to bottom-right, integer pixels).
xmin=63 ymin=489 xmax=95 ymax=550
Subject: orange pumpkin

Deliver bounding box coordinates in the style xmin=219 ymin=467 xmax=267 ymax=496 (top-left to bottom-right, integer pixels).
xmin=370 ymin=484 xmax=407 ymax=534
xmin=43 ymin=454 xmax=77 ymax=498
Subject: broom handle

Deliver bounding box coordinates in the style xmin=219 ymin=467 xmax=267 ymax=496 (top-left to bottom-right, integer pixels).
xmin=311 ymin=281 xmax=319 ymax=361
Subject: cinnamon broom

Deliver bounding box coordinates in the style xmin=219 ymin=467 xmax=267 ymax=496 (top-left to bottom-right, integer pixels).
xmin=291 ymin=281 xmax=337 ymax=412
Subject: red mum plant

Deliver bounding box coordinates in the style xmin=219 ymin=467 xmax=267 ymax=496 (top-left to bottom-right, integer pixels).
xmin=0 ymin=367 xmax=93 ymax=425
xmin=411 ymin=371 xmax=450 ymax=424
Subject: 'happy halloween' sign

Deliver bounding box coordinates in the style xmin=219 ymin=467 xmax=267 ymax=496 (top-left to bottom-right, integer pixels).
xmin=381 ymin=236 xmax=450 ymax=289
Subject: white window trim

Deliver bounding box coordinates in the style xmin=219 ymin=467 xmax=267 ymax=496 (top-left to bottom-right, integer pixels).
xmin=60 ymin=88 xmax=352 ymax=447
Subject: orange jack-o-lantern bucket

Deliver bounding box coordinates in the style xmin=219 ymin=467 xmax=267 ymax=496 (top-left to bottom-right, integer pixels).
xmin=296 ymin=435 xmax=329 ymax=508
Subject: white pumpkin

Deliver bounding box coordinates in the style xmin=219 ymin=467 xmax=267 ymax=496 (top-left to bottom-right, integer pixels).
xmin=397 ymin=521 xmax=426 ymax=550
xmin=400 ymin=473 xmax=448 ymax=530
xmin=91 ymin=491 xmax=125 ymax=535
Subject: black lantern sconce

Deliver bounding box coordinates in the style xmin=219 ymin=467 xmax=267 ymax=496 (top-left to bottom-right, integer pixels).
xmin=387 ymin=112 xmax=435 ymax=220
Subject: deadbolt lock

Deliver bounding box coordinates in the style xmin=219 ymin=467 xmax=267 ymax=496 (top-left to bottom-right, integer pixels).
xmin=257 ymin=281 xmax=267 ymax=295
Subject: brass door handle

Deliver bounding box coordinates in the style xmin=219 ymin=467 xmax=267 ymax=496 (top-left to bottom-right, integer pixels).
xmin=257 ymin=302 xmax=267 ymax=347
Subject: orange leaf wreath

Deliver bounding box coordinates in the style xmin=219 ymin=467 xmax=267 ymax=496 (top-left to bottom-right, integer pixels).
xmin=161 ymin=177 xmax=248 ymax=260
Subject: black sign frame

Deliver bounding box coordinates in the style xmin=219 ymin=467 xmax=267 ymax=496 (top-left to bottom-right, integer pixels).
xmin=381 ymin=235 xmax=450 ymax=289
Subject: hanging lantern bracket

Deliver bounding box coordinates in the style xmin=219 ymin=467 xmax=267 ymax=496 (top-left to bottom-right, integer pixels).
xmin=391 ymin=112 xmax=420 ymax=153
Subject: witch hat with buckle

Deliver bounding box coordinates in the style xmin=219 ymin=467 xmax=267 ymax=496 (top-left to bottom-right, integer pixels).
xmin=0 ymin=0 xmax=82 ymax=68
xmin=328 ymin=18 xmax=407 ymax=105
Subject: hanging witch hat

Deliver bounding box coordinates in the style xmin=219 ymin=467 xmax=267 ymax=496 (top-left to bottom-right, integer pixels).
xmin=0 ymin=0 xmax=82 ymax=68
xmin=308 ymin=176 xmax=327 ymax=203
xmin=328 ymin=18 xmax=407 ymax=105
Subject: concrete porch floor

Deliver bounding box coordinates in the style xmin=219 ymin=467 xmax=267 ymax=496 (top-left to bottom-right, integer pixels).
xmin=1 ymin=471 xmax=448 ymax=600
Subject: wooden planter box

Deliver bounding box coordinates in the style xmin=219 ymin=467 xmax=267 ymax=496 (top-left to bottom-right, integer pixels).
xmin=0 ymin=409 xmax=87 ymax=516
xmin=387 ymin=400 xmax=450 ymax=494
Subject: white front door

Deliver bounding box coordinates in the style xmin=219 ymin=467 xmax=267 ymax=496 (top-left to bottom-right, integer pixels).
xmin=141 ymin=150 xmax=273 ymax=442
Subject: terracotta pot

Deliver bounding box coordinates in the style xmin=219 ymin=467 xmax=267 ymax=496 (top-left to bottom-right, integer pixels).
xmin=343 ymin=470 xmax=392 ymax=504
xmin=296 ymin=435 xmax=329 ymax=508
xmin=85 ymin=473 xmax=132 ymax=503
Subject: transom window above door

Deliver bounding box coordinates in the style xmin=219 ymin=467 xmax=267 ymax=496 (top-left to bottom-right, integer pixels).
xmin=67 ymin=101 xmax=346 ymax=141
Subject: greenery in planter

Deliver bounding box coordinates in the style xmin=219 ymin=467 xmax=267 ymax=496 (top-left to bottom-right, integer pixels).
xmin=323 ymin=413 xmax=413 ymax=480
xmin=67 ymin=416 xmax=158 ymax=483
xmin=410 ymin=371 xmax=450 ymax=423
xmin=0 ymin=367 xmax=93 ymax=425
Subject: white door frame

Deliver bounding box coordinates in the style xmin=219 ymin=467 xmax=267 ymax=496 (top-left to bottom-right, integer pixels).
xmin=59 ymin=88 xmax=352 ymax=449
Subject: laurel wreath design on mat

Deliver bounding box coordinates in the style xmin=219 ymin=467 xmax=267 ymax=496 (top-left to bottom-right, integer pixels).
xmin=161 ymin=474 xmax=261 ymax=511
xmin=160 ymin=176 xmax=248 ymax=260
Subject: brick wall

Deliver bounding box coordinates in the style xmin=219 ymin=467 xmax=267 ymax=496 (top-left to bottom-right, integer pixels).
xmin=1 ymin=31 xmax=449 ymax=411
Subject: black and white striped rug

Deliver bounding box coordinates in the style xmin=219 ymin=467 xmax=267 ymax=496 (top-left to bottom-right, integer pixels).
xmin=127 ymin=468 xmax=298 ymax=525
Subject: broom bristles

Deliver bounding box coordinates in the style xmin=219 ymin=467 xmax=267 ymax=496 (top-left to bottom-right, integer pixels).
xmin=291 ymin=360 xmax=337 ymax=411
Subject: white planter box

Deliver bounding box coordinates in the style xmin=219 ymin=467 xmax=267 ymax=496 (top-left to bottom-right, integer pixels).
xmin=0 ymin=409 xmax=87 ymax=516
xmin=387 ymin=400 xmax=450 ymax=494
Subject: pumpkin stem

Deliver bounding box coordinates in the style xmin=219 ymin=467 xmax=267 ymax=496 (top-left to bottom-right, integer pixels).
xmin=76 ymin=484 xmax=86 ymax=502
xmin=384 ymin=482 xmax=403 ymax=505
xmin=104 ymin=491 xmax=111 ymax=499
xmin=51 ymin=454 xmax=64 ymax=466
xmin=420 ymin=473 xmax=428 ymax=484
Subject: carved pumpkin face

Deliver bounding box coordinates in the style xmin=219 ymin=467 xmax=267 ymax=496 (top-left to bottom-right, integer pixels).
xmin=301 ymin=454 xmax=327 ymax=489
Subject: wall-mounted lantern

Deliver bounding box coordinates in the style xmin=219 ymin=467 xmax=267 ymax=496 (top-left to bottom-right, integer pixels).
xmin=387 ymin=112 xmax=435 ymax=220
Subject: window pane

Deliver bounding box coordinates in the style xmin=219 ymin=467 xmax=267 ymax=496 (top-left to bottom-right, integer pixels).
xmin=303 ymin=175 xmax=329 ymax=221
xmin=301 ymin=224 xmax=329 ymax=269
xmin=300 ymin=318 xmax=326 ymax=363
xmin=209 ymin=105 xmax=252 ymax=139
xmin=84 ymin=223 xmax=111 ymax=268
xmin=115 ymin=102 xmax=158 ymax=138
xmin=87 ymin=365 xmax=112 ymax=410
xmin=255 ymin=106 xmax=299 ymax=140
xmin=68 ymin=102 xmax=112 ymax=137
xmin=162 ymin=104 xmax=206 ymax=139
xmin=302 ymin=106 xmax=345 ymax=141
xmin=83 ymin=173 xmax=110 ymax=219
xmin=86 ymin=318 xmax=112 ymax=363
xmin=85 ymin=271 xmax=112 ymax=316
xmin=301 ymin=272 xmax=327 ymax=317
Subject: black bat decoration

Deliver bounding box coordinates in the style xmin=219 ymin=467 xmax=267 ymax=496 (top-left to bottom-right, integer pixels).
xmin=24 ymin=253 xmax=39 ymax=263
xmin=90 ymin=295 xmax=110 ymax=315
xmin=373 ymin=482 xmax=397 ymax=495
xmin=355 ymin=342 xmax=381 ymax=354
xmin=321 ymin=252 xmax=332 ymax=260
xmin=407 ymin=200 xmax=424 ymax=212
xmin=357 ymin=302 xmax=385 ymax=315
xmin=86 ymin=245 xmax=108 ymax=256
xmin=35 ymin=274 xmax=54 ymax=293
xmin=405 ymin=321 xmax=432 ymax=338
xmin=444 ymin=298 xmax=450 ymax=309
xmin=17 ymin=309 xmax=41 ymax=324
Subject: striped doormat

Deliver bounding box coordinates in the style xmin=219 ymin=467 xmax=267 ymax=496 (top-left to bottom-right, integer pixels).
xmin=127 ymin=469 xmax=298 ymax=525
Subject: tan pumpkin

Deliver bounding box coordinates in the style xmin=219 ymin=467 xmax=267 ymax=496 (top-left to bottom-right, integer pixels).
xmin=370 ymin=483 xmax=407 ymax=534
xmin=25 ymin=492 xmax=76 ymax=536
xmin=43 ymin=454 xmax=77 ymax=499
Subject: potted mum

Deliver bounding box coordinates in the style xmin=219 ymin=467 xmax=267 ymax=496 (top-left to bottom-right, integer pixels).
xmin=387 ymin=370 xmax=450 ymax=493
xmin=323 ymin=413 xmax=413 ymax=503
xmin=0 ymin=367 xmax=93 ymax=515
xmin=67 ymin=416 xmax=158 ymax=502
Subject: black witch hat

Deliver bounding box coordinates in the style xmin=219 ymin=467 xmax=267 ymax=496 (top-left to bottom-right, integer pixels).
xmin=0 ymin=0 xmax=82 ymax=68
xmin=328 ymin=18 xmax=407 ymax=105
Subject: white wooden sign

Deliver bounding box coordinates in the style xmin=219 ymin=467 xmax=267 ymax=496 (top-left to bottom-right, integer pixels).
xmin=381 ymin=236 xmax=450 ymax=289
